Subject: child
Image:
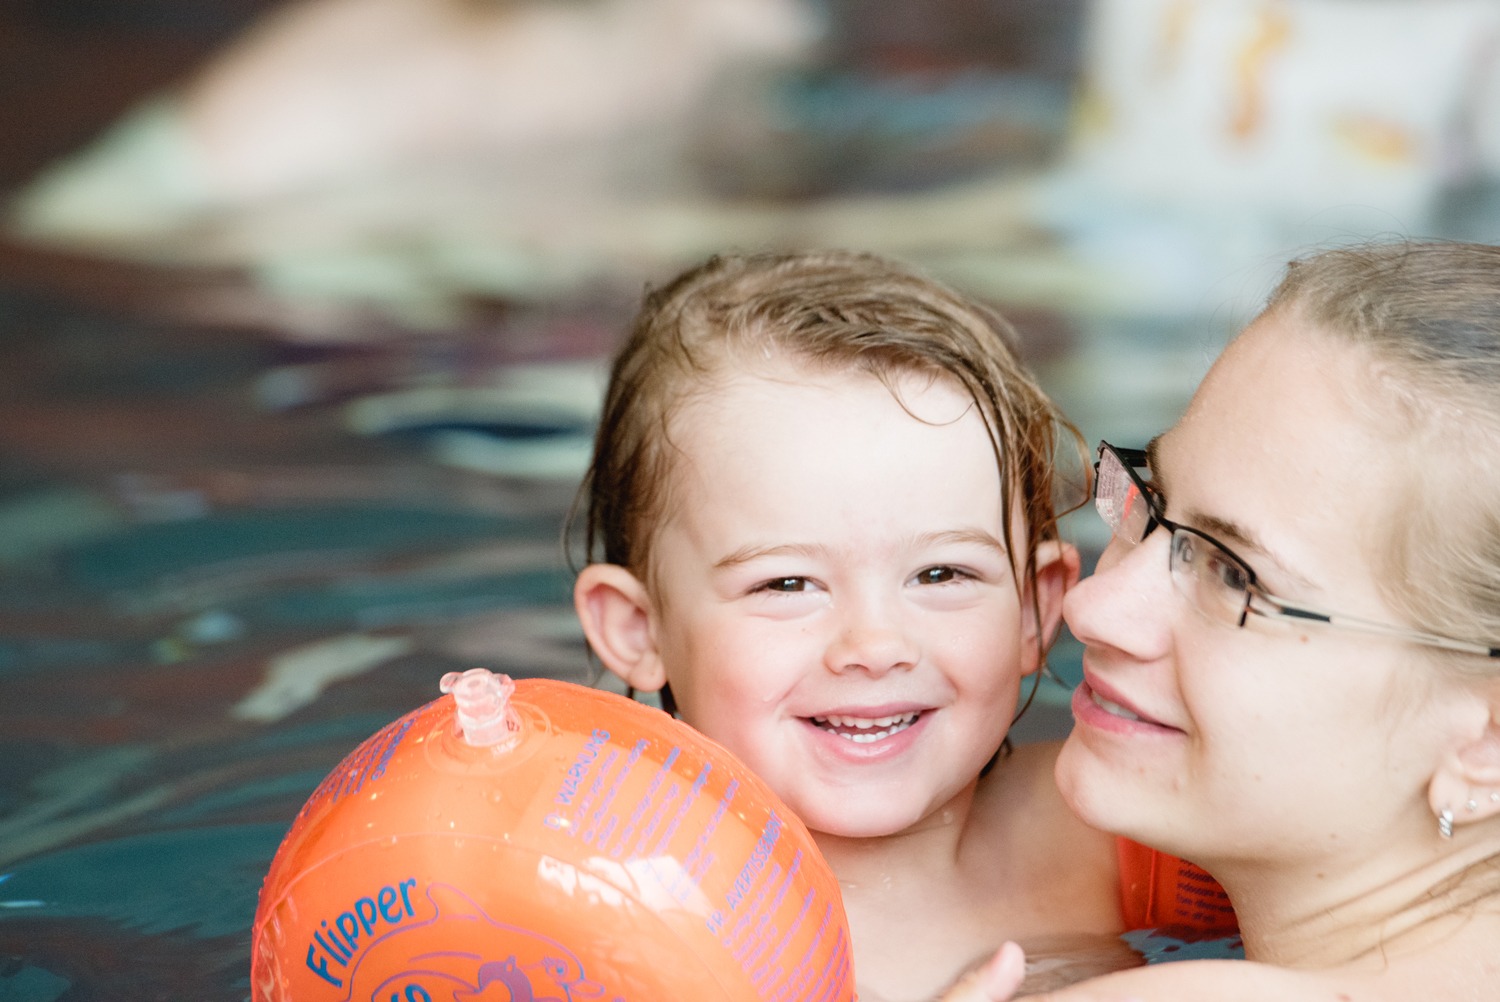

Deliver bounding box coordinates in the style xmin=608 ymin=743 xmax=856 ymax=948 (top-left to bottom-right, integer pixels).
xmin=570 ymin=250 xmax=1204 ymax=1000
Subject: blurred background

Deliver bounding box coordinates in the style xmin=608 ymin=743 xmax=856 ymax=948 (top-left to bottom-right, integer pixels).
xmin=1 ymin=0 xmax=1499 ymax=997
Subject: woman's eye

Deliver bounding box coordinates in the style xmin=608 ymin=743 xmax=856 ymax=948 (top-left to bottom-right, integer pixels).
xmin=758 ymin=577 xmax=809 ymax=593
xmin=1182 ymin=536 xmax=1250 ymax=594
xmin=914 ymin=566 xmax=964 ymax=586
xmin=1206 ymin=553 xmax=1250 ymax=593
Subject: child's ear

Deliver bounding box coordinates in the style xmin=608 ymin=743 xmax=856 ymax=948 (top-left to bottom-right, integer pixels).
xmin=1020 ymin=539 xmax=1081 ymax=674
xmin=573 ymin=563 xmax=667 ymax=692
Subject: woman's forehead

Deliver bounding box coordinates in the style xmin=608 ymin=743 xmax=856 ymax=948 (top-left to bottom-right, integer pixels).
xmin=1159 ymin=317 xmax=1403 ymax=591
xmin=1179 ymin=314 xmax=1353 ymax=426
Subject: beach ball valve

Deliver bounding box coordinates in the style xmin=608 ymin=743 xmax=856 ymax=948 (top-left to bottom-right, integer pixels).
xmin=439 ymin=667 xmax=521 ymax=750
xmin=250 ymin=669 xmax=855 ymax=1001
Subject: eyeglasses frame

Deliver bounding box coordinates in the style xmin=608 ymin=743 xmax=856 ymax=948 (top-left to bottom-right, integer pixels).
xmin=1094 ymin=441 xmax=1500 ymax=659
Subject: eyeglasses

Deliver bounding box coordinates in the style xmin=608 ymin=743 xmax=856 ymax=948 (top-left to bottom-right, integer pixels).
xmin=1093 ymin=441 xmax=1500 ymax=658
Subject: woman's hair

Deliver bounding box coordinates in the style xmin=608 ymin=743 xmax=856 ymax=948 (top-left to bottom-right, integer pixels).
xmin=571 ymin=246 xmax=1086 ymax=629
xmin=1263 ymin=240 xmax=1500 ymax=664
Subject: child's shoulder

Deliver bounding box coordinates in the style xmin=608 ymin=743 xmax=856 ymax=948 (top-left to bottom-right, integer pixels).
xmin=979 ymin=739 xmax=1065 ymax=802
xmin=973 ymin=739 xmax=1115 ymax=867
xmin=966 ymin=739 xmax=1123 ymax=935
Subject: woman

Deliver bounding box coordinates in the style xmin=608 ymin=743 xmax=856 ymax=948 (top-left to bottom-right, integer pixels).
xmin=948 ymin=240 xmax=1500 ymax=1001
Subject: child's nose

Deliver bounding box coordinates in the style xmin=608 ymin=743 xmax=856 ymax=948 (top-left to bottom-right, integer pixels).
xmin=824 ymin=600 xmax=917 ymax=676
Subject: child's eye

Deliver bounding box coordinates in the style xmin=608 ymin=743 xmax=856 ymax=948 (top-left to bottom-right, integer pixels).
xmin=912 ymin=566 xmax=967 ymax=586
xmin=757 ymin=576 xmax=811 ymax=593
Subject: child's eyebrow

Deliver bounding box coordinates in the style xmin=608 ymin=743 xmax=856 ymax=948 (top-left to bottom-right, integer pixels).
xmin=916 ymin=529 xmax=1009 ymax=556
xmin=713 ymin=530 xmax=1008 ymax=571
xmin=713 ymin=542 xmax=824 ymax=570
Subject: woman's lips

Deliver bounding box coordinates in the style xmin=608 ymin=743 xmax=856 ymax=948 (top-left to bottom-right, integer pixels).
xmin=1071 ymin=678 xmax=1181 ymax=735
xmin=1089 ymin=689 xmax=1142 ymax=722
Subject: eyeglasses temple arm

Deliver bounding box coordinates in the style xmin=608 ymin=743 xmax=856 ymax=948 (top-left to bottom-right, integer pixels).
xmin=1250 ymin=594 xmax=1500 ymax=658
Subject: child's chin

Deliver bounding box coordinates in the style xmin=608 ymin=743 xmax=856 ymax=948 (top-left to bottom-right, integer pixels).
xmin=805 ymin=805 xmax=927 ymax=841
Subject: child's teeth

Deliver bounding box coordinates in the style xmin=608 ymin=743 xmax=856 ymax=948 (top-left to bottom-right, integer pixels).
xmin=811 ymin=713 xmax=919 ymax=741
xmin=822 ymin=714 xmax=908 ymax=729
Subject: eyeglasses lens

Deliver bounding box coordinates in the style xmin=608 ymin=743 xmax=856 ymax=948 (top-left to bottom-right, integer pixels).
xmin=1097 ymin=444 xmax=1252 ymax=628
xmin=1096 ymin=448 xmax=1153 ymax=544
xmin=1169 ymin=529 xmax=1251 ymax=626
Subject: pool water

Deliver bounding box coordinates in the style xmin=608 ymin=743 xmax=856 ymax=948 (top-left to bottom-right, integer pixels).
xmin=0 ymin=5 xmax=1264 ymax=998
xmin=0 ymin=275 xmax=620 ymax=999
xmin=0 ymin=246 xmax=1238 ymax=1001
xmin=0 ymin=273 xmax=1045 ymax=998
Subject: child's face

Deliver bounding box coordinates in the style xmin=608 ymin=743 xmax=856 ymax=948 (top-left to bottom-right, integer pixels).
xmin=642 ymin=364 xmax=1061 ymax=838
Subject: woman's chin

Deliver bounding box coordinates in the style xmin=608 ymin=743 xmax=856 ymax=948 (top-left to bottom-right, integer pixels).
xmin=1053 ymin=737 xmax=1126 ymax=833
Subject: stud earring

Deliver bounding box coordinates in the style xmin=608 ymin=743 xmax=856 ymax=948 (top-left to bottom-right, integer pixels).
xmin=1439 ymin=808 xmax=1455 ymax=839
xmin=1492 ymin=793 xmax=1500 ymax=804
xmin=1467 ymin=799 xmax=1480 ymax=812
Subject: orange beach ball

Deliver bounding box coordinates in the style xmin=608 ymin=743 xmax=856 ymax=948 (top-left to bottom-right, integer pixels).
xmin=250 ymin=669 xmax=855 ymax=1001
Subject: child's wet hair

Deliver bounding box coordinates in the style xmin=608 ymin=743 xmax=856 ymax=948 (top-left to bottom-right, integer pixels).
xmin=569 ymin=249 xmax=1087 ymax=712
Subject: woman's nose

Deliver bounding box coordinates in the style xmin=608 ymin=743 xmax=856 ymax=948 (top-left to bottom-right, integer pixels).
xmin=824 ymin=597 xmax=917 ymax=676
xmin=1063 ymin=530 xmax=1175 ymax=659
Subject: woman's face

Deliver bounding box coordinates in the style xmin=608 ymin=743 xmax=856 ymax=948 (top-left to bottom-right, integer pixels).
xmin=1057 ymin=313 xmax=1477 ymax=873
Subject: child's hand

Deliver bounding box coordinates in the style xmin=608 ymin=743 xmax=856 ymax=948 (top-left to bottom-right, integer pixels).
xmin=937 ymin=942 xmax=1027 ymax=1002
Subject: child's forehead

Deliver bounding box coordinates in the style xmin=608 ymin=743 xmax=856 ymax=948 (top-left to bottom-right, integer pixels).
xmin=677 ymin=364 xmax=969 ymax=445
xmin=690 ymin=354 xmax=972 ymax=412
xmin=634 ymin=359 xmax=1033 ymax=585
xmin=666 ymin=366 xmax=997 ymax=483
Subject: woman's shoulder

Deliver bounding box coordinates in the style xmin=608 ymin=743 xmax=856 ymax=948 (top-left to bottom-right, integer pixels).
xmin=1028 ymin=956 xmax=1486 ymax=1002
xmin=945 ymin=920 xmax=1500 ymax=1001
xmin=967 ymin=959 xmax=1274 ymax=1002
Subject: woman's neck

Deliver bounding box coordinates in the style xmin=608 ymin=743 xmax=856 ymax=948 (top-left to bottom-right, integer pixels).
xmin=1213 ymin=838 xmax=1500 ymax=968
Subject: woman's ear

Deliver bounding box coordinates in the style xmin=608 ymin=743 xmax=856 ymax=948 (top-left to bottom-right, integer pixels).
xmin=1428 ymin=684 xmax=1500 ymax=831
xmin=573 ymin=563 xmax=667 ymax=692
xmin=1020 ymin=539 xmax=1081 ymax=674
